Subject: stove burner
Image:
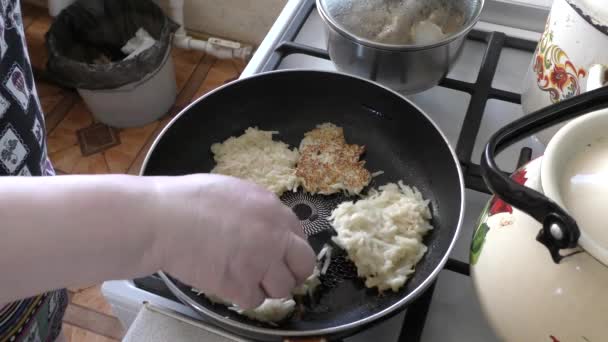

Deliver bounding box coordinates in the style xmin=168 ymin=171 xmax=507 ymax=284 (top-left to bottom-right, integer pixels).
xmin=281 ymin=191 xmax=347 ymax=236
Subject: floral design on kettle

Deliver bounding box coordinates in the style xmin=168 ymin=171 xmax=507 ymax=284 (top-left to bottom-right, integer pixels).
xmin=533 ymin=25 xmax=587 ymax=103
xmin=470 ymin=168 xmax=528 ymax=265
xmin=487 ymin=168 xmax=528 ymax=216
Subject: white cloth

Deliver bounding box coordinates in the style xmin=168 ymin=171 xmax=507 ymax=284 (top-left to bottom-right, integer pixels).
xmin=123 ymin=303 xmax=252 ymax=342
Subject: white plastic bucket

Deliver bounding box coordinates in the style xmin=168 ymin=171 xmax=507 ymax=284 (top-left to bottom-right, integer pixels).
xmin=77 ymin=48 xmax=177 ymax=128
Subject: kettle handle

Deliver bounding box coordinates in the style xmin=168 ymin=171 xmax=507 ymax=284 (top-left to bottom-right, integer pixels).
xmin=481 ymin=84 xmax=608 ymax=263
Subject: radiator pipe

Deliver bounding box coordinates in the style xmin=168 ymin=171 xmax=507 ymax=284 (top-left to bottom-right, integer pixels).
xmin=166 ymin=0 xmax=253 ymax=60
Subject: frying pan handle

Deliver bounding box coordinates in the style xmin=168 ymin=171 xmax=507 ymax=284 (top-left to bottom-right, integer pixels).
xmin=284 ymin=338 xmax=327 ymax=342
xmin=481 ymin=85 xmax=608 ymax=263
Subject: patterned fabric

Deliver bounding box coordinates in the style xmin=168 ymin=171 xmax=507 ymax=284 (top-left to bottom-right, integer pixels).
xmin=0 ymin=0 xmax=68 ymax=341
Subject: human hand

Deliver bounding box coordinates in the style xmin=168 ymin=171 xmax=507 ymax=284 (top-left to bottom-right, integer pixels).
xmin=154 ymin=174 xmax=315 ymax=309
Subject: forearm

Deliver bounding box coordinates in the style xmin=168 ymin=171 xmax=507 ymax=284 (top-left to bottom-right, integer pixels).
xmin=0 ymin=175 xmax=165 ymax=303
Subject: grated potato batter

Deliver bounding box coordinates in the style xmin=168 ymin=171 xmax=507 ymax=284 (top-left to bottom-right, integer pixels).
xmin=210 ymin=127 xmax=300 ymax=196
xmin=330 ymin=181 xmax=433 ymax=292
xmin=193 ymin=267 xmax=322 ymax=324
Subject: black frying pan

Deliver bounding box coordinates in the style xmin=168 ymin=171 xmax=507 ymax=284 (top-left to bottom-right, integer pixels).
xmin=141 ymin=70 xmax=464 ymax=341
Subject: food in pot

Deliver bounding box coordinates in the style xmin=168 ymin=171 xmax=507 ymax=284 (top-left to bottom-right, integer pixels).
xmin=210 ymin=127 xmax=300 ymax=196
xmin=296 ymin=123 xmax=371 ymax=195
xmin=331 ymin=0 xmax=465 ymax=45
xmin=330 ymin=181 xmax=432 ymax=292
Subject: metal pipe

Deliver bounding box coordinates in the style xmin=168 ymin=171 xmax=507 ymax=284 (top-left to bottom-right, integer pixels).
xmin=164 ymin=0 xmax=253 ymax=60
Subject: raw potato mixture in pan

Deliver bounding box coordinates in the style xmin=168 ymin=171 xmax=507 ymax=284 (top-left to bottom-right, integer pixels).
xmin=210 ymin=127 xmax=300 ymax=196
xmin=194 ymin=268 xmax=321 ymax=324
xmin=193 ymin=123 xmax=432 ymax=323
xmin=330 ymin=181 xmax=433 ymax=292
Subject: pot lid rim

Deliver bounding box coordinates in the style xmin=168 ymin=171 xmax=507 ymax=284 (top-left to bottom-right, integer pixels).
xmin=565 ymin=0 xmax=608 ymax=36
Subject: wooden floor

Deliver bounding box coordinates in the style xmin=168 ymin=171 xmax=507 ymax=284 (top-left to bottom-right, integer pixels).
xmin=23 ymin=4 xmax=245 ymax=341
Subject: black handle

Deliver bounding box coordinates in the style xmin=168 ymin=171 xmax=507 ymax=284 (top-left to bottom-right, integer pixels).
xmin=481 ymin=86 xmax=608 ymax=263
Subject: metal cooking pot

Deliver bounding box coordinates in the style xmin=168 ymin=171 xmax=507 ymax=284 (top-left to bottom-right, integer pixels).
xmin=316 ymin=0 xmax=485 ymax=94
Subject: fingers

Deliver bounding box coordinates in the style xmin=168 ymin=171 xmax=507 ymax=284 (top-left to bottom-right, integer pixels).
xmin=284 ymin=234 xmax=316 ymax=285
xmin=215 ymin=262 xmax=266 ymax=310
xmin=261 ymin=260 xmax=296 ymax=299
xmin=280 ymin=205 xmax=307 ymax=240
xmin=231 ymin=284 xmax=266 ymax=310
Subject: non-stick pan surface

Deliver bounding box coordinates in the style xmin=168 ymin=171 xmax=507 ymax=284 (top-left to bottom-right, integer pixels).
xmin=142 ymin=70 xmax=464 ymax=340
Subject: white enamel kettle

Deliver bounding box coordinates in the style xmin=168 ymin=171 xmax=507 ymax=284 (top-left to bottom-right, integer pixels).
xmin=471 ymin=61 xmax=608 ymax=340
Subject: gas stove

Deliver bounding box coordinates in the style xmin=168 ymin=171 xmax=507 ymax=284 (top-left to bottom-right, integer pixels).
xmin=102 ymin=1 xmax=551 ymax=340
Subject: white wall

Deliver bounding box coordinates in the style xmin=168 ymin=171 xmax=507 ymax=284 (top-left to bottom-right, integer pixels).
xmin=34 ymin=0 xmax=287 ymax=46
xmin=181 ymin=0 xmax=287 ymax=45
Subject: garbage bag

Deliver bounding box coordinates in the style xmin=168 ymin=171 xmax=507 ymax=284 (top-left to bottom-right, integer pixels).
xmin=45 ymin=0 xmax=179 ymax=90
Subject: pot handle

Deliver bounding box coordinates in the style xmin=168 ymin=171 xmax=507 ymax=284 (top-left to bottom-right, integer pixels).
xmin=481 ymin=76 xmax=608 ymax=263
